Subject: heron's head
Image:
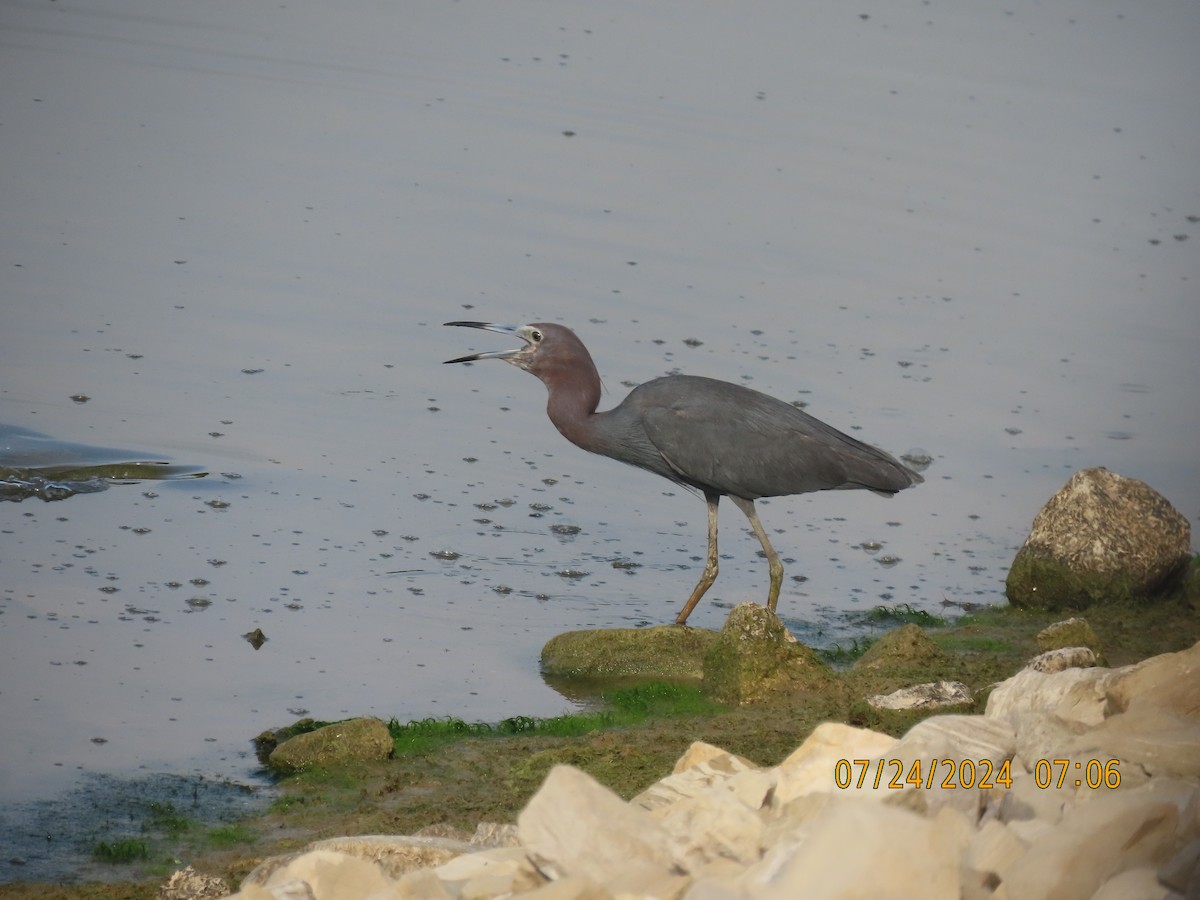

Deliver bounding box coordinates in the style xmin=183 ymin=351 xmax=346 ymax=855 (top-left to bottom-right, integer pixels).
xmin=443 ymin=321 xmax=595 ymax=384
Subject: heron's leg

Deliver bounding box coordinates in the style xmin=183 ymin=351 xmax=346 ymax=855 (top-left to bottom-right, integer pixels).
xmin=729 ymin=496 xmax=784 ymax=612
xmin=675 ymin=492 xmax=721 ymax=625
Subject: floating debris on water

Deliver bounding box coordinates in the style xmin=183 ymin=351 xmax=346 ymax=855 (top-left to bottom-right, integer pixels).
xmin=243 ymin=628 xmax=267 ymax=650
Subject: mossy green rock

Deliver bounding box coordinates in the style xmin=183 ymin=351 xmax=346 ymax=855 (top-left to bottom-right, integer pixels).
xmin=701 ymin=603 xmax=832 ymax=704
xmin=1006 ymin=554 xmax=1148 ymax=612
xmin=1006 ymin=468 xmax=1191 ymax=611
xmin=852 ymin=623 xmax=945 ymax=672
xmin=1036 ymin=617 xmax=1104 ymax=663
xmin=268 ymin=716 xmax=393 ymax=774
xmin=540 ymin=625 xmax=717 ymax=680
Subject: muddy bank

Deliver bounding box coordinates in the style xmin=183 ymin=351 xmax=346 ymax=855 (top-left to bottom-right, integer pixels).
xmin=0 ymin=588 xmax=1195 ymax=899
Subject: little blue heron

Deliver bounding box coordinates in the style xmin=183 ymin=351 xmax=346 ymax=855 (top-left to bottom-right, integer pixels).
xmin=444 ymin=321 xmax=923 ymax=625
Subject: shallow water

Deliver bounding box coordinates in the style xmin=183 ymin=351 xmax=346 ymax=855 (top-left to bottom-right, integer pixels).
xmin=1 ymin=0 xmax=1197 ymax=878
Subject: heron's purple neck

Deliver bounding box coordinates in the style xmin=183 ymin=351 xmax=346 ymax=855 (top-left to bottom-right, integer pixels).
xmin=541 ymin=366 xmax=604 ymax=452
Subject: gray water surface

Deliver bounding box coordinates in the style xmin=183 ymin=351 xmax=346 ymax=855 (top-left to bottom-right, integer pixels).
xmin=1 ymin=0 xmax=1197 ymax=875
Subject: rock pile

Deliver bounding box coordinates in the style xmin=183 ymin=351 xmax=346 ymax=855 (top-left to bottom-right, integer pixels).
xmin=219 ymin=639 xmax=1200 ymax=900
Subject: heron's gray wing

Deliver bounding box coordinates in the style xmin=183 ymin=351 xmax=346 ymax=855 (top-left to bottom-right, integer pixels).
xmin=636 ymin=376 xmax=914 ymax=499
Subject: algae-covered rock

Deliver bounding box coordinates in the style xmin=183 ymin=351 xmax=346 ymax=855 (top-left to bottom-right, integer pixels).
xmin=1006 ymin=468 xmax=1192 ymax=611
xmin=1036 ymin=617 xmax=1104 ymax=664
xmin=267 ymin=716 xmax=393 ymax=774
xmin=701 ymin=603 xmax=831 ymax=704
xmin=540 ymin=625 xmax=717 ymax=680
xmin=852 ymin=623 xmax=946 ymax=672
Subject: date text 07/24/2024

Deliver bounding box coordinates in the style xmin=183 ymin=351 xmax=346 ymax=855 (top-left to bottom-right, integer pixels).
xmin=833 ymin=758 xmax=1122 ymax=792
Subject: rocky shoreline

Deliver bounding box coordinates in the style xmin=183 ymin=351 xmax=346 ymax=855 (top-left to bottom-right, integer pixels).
xmin=201 ymin=627 xmax=1200 ymax=900
xmin=3 ymin=467 xmax=1195 ymax=899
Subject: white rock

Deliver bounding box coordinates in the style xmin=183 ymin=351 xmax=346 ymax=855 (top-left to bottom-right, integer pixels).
xmin=769 ymin=722 xmax=897 ymax=806
xmin=1106 ymin=639 xmax=1200 ymax=721
xmin=372 ymin=868 xmax=455 ymax=899
xmin=257 ymin=849 xmax=390 ymax=900
xmin=1089 ymin=866 xmax=1175 ymax=900
xmin=867 ymin=680 xmax=972 ymax=710
xmin=985 ymin=767 xmax=1072 ymax=831
xmin=674 ymin=741 xmax=758 ymax=774
xmin=518 ymin=764 xmax=676 ymax=885
xmin=997 ymin=779 xmax=1199 ymax=900
xmin=1025 ymin=646 xmax=1096 ymax=673
xmin=962 ymin=819 xmax=1029 ymax=888
xmin=985 ymin=665 xmax=1115 ymax=727
xmin=658 ymin=786 xmax=766 ymax=873
xmin=741 ymin=797 xmax=965 ymax=900
xmin=880 ymin=714 xmax=1015 ymax=818
xmin=1070 ymin=704 xmax=1200 ymax=780
xmin=633 ymin=746 xmax=762 ymax=812
xmin=1158 ymin=835 xmax=1200 ymax=895
xmin=432 ymin=846 xmax=526 ymax=880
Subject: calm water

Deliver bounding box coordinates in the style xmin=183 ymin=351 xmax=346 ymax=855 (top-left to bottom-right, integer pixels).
xmin=1 ymin=0 xmax=1197 ymax=867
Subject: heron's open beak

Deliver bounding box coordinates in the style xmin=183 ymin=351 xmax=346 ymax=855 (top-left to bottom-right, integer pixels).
xmin=443 ymin=322 xmax=532 ymax=364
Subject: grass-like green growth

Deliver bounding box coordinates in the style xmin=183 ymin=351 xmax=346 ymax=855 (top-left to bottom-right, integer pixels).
xmin=206 ymin=824 xmax=256 ymax=848
xmin=863 ymin=603 xmax=948 ymax=628
xmin=145 ymin=800 xmax=192 ymax=838
xmin=91 ymin=838 xmax=149 ymax=864
xmin=816 ymin=637 xmax=876 ymax=665
xmin=387 ymin=680 xmax=721 ymax=757
xmin=933 ymin=633 xmax=1016 ymax=654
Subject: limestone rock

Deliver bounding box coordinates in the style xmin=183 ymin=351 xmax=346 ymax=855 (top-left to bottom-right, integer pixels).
xmin=517 ymin=764 xmax=676 ymax=885
xmin=672 ymin=740 xmax=756 ymax=774
xmin=1026 ymin=646 xmax=1096 ymax=673
xmin=432 ymin=846 xmax=545 ymax=896
xmin=851 ymin=622 xmax=945 ymax=671
xmin=632 ymin=744 xmax=762 ymax=812
xmin=1010 ymin=710 xmax=1090 ymax=775
xmin=1159 ymin=836 xmax=1200 ymax=894
xmin=266 ymin=716 xmax=392 ymax=774
xmin=1070 ymin=705 xmax=1200 ymax=780
xmin=701 ymin=603 xmax=831 ymax=704
xmin=539 ymin=625 xmax=716 ymax=680
xmin=656 ymin=785 xmax=766 ymax=873
xmin=985 ymin=665 xmax=1115 ymax=727
xmin=467 ymin=821 xmax=522 ymax=848
xmin=158 ymin=865 xmax=230 ymax=899
xmin=257 ymin=849 xmax=390 ymax=900
xmin=770 ymin=722 xmax=897 ymax=806
xmin=962 ymin=819 xmax=1028 ymax=893
xmin=242 ymin=834 xmax=473 ymax=886
xmin=741 ymin=797 xmax=966 ymax=900
xmin=867 ymin=679 xmax=972 ymax=711
xmin=997 ymin=779 xmax=1198 ymax=900
xmin=1089 ymin=867 xmax=1175 ymax=900
xmin=1105 ymin=638 xmax=1200 ymax=721
xmin=1006 ymin=467 xmax=1192 ymax=610
xmin=881 ymin=714 xmax=1016 ymax=817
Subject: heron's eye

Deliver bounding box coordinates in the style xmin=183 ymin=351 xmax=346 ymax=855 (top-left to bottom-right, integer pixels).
xmin=530 ymin=329 xmax=543 ymax=343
